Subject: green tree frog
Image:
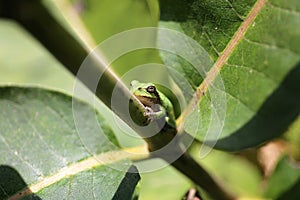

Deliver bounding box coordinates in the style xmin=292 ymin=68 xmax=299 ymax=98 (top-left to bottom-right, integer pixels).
xmin=129 ymin=80 xmax=177 ymax=151
xmin=130 ymin=80 xmax=176 ymax=128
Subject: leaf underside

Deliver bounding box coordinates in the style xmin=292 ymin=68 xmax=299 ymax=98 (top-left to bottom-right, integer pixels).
xmin=0 ymin=87 xmax=139 ymax=200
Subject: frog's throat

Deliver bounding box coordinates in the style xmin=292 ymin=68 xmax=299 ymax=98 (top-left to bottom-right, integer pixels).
xmin=135 ymin=95 xmax=159 ymax=107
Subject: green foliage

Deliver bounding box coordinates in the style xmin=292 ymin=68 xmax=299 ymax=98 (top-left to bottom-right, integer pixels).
xmin=159 ymin=0 xmax=300 ymax=151
xmin=0 ymin=0 xmax=299 ymax=199
xmin=0 ymin=87 xmax=138 ymax=199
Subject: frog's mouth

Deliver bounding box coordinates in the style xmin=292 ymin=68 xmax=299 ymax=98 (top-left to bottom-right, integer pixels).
xmin=135 ymin=95 xmax=157 ymax=107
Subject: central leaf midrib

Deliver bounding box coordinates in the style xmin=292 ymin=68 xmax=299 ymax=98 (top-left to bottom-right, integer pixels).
xmin=8 ymin=145 xmax=147 ymax=199
xmin=177 ymin=0 xmax=267 ymax=129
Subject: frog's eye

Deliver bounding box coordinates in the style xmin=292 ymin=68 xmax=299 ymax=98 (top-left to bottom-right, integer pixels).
xmin=146 ymin=85 xmax=156 ymax=93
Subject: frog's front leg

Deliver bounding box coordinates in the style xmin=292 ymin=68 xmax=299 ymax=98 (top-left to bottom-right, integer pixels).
xmin=144 ymin=104 xmax=166 ymax=122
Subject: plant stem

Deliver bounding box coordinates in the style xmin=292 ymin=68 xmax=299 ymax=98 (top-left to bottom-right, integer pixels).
xmin=0 ymin=0 xmax=147 ymax=124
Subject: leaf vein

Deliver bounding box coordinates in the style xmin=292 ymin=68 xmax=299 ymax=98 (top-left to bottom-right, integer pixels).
xmin=0 ymin=103 xmax=43 ymax=177
xmin=225 ymin=63 xmax=279 ymax=85
xmin=244 ymin=37 xmax=299 ymax=55
xmin=225 ymin=0 xmax=246 ymax=20
xmin=212 ymin=83 xmax=256 ymax=114
xmin=25 ymin=108 xmax=68 ymax=166
xmin=8 ymin=146 xmax=147 ymax=198
xmin=177 ymin=0 xmax=267 ymax=130
xmin=92 ymin=168 xmax=96 ymax=200
xmin=268 ymin=1 xmax=300 ymax=15
xmin=203 ymin=31 xmax=221 ymax=56
xmin=44 ymin=104 xmax=94 ymax=159
xmin=68 ymin=176 xmax=72 ymax=200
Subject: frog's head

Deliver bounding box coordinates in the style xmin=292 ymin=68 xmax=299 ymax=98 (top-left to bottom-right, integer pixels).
xmin=130 ymin=80 xmax=160 ymax=107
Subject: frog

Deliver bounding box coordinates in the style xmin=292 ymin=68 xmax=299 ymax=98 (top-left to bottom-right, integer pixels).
xmin=129 ymin=80 xmax=176 ymax=129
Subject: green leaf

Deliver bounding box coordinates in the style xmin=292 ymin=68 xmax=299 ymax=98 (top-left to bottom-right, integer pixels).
xmin=158 ymin=0 xmax=300 ymax=151
xmin=264 ymin=156 xmax=300 ymax=199
xmin=0 ymin=19 xmax=73 ymax=90
xmin=0 ymin=87 xmax=140 ymax=199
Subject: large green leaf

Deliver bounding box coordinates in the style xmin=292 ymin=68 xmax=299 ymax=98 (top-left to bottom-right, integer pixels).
xmin=158 ymin=0 xmax=300 ymax=151
xmin=0 ymin=87 xmax=139 ymax=199
xmin=0 ymin=19 xmax=74 ymax=90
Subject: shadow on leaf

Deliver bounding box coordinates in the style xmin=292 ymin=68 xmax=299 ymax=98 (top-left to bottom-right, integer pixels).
xmin=215 ymin=61 xmax=300 ymax=151
xmin=112 ymin=165 xmax=140 ymax=200
xmin=0 ymin=165 xmax=42 ymax=200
